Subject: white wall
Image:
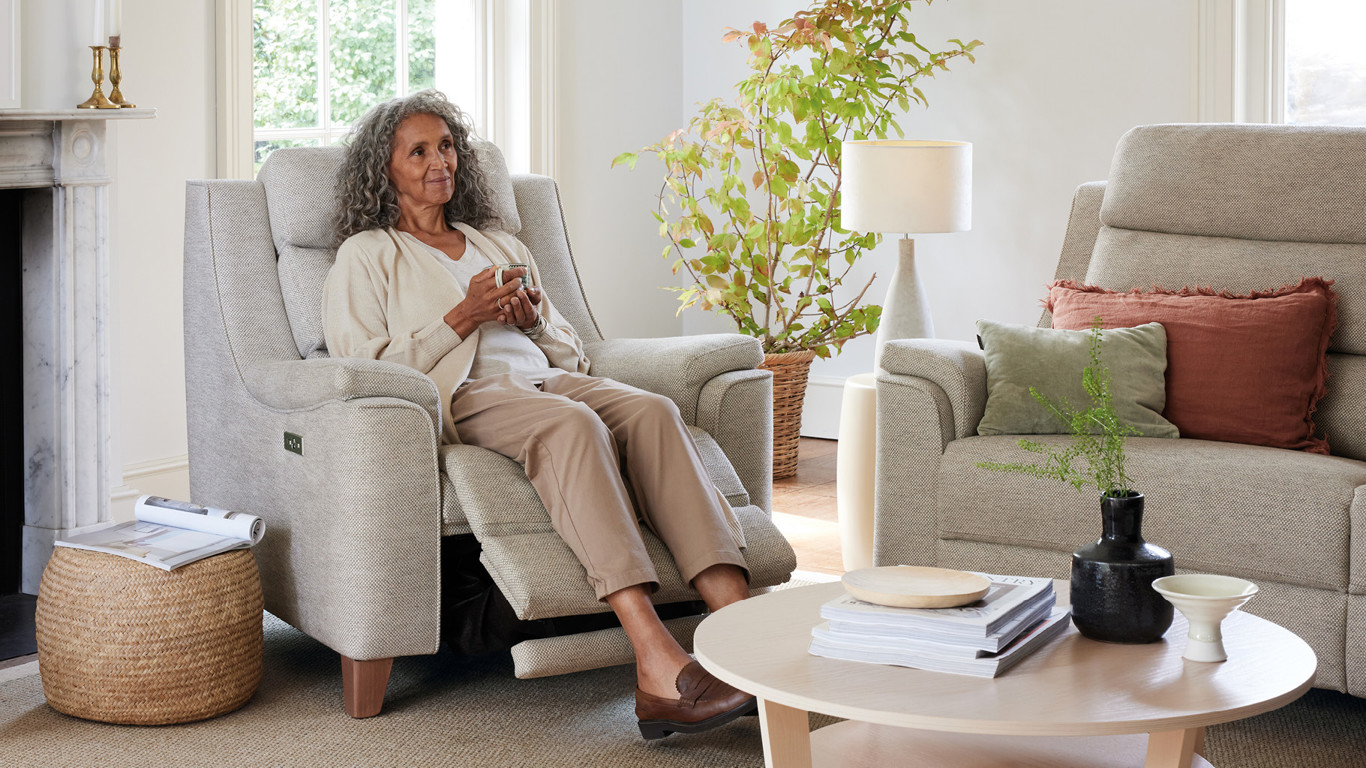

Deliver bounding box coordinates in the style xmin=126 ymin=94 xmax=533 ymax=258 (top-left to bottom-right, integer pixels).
xmin=18 ymin=0 xmax=211 ymax=517
xmin=105 ymin=0 xmax=214 ymax=514
xmin=14 ymin=1 xmax=1205 ymax=511
xmin=676 ymin=1 xmax=1199 ymax=435
xmin=18 ymin=0 xmax=87 ymax=110
xmin=554 ymin=1 xmax=685 ymax=340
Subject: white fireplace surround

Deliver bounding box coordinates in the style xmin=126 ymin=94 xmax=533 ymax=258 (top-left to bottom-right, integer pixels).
xmin=3 ymin=108 xmax=154 ymax=593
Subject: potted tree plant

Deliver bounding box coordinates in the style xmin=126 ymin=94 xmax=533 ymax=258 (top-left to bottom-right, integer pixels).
xmin=614 ymin=0 xmax=980 ymax=477
xmin=977 ymin=319 xmax=1175 ymax=643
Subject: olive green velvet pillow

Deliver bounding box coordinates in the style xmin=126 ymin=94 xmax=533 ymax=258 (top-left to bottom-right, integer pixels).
xmin=975 ymin=319 xmax=1179 ymax=438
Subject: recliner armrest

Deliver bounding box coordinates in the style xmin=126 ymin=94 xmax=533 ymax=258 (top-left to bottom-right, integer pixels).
xmin=584 ymin=334 xmax=763 ymax=423
xmin=241 ymin=357 xmax=442 ymax=431
xmin=879 ymin=339 xmax=988 ymax=440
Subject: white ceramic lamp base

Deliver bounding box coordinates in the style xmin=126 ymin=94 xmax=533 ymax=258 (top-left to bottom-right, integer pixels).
xmin=1153 ymin=574 xmax=1259 ymax=663
xmin=874 ymin=236 xmax=934 ymax=366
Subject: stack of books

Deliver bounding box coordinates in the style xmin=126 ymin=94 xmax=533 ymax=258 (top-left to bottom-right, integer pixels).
xmin=808 ymin=573 xmax=1070 ymax=678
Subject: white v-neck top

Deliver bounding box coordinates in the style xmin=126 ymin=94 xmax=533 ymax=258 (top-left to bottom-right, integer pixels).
xmin=424 ymin=239 xmax=559 ymax=383
xmin=321 ymin=223 xmax=591 ymax=443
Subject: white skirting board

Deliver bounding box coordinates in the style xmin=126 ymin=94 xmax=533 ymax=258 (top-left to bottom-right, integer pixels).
xmin=800 ymin=375 xmax=847 ymax=440
xmin=110 ymin=455 xmax=191 ymax=523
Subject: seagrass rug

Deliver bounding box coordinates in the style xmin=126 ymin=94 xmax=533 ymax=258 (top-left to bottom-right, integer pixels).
xmin=2 ymin=602 xmax=1363 ymax=767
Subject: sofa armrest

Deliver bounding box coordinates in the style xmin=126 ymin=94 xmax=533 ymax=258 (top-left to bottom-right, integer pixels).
xmin=188 ymin=392 xmax=444 ymax=662
xmin=584 ymin=334 xmax=763 ymax=424
xmin=879 ymin=338 xmax=987 ymax=440
xmin=240 ymin=357 xmax=442 ymax=433
xmin=696 ymin=369 xmax=774 ymax=514
xmin=873 ymin=339 xmax=986 ymax=569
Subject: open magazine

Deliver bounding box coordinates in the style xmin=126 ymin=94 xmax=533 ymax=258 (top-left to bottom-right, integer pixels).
xmin=55 ymin=495 xmax=265 ymax=571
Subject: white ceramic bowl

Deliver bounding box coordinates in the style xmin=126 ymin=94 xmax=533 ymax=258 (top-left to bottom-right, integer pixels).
xmin=1152 ymin=574 xmax=1259 ymax=662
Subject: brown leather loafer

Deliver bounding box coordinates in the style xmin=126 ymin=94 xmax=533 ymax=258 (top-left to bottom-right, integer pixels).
xmin=635 ymin=660 xmax=757 ymax=739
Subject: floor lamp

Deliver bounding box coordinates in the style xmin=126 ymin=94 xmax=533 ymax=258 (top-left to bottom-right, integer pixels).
xmin=834 ymin=140 xmax=973 ymax=571
xmin=841 ymin=139 xmax=973 ymax=357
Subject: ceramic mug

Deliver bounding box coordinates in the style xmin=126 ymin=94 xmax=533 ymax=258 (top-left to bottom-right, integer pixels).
xmin=495 ymin=263 xmax=534 ymax=290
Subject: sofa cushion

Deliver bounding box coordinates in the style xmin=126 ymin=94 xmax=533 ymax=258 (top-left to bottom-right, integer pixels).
xmin=477 ymin=504 xmax=795 ymax=621
xmin=1048 ymin=278 xmax=1337 ymax=454
xmin=940 ymin=435 xmax=1366 ymax=592
xmin=439 ymin=430 xmax=788 ymax=620
xmin=1318 ymin=354 xmax=1366 ymax=462
xmin=975 ymin=319 xmax=1177 ymax=439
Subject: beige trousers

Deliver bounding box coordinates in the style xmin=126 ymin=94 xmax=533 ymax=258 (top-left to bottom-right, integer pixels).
xmin=449 ymin=372 xmax=748 ymax=600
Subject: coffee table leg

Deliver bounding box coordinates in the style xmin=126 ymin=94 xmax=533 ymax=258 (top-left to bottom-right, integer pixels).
xmin=1145 ymin=726 xmax=1205 ymax=768
xmin=758 ymin=698 xmax=812 ymax=768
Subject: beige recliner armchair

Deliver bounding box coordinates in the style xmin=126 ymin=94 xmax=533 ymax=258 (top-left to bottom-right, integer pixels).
xmin=182 ymin=144 xmax=796 ymax=717
xmin=874 ymin=123 xmax=1366 ymax=696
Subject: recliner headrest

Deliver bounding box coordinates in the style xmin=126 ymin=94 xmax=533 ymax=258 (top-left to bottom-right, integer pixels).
xmin=257 ymin=140 xmax=522 ymax=252
xmin=1101 ymin=123 xmax=1366 ymax=244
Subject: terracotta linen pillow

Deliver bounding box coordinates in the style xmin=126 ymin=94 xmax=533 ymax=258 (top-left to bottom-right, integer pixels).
xmin=1046 ymin=278 xmax=1337 ymax=454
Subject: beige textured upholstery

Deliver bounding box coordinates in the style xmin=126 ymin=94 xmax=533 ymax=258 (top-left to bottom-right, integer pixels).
xmin=183 ymin=144 xmax=795 ymax=699
xmin=874 ymin=124 xmax=1366 ymax=696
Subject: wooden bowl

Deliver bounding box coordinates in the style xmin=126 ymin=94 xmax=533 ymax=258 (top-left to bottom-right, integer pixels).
xmin=841 ymin=565 xmax=991 ymax=609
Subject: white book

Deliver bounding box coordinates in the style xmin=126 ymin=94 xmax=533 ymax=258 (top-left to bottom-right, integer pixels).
xmin=808 ymin=606 xmax=1072 ymax=678
xmin=822 ymin=594 xmax=1057 ymax=654
xmin=55 ymin=495 xmax=265 ymax=571
xmin=820 ymin=573 xmax=1054 ymax=639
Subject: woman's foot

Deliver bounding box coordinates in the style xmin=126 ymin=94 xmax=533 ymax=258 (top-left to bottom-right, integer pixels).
xmin=634 ymin=660 xmax=757 ymax=739
xmin=636 ymin=648 xmax=695 ymax=700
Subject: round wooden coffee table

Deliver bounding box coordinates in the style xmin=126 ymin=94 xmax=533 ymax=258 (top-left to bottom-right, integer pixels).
xmin=694 ymin=581 xmax=1315 ymax=768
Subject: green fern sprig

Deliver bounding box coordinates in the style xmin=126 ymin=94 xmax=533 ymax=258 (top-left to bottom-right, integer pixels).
xmin=977 ymin=317 xmax=1140 ymax=498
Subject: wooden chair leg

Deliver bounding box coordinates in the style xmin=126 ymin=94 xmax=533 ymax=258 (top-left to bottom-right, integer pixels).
xmin=340 ymin=655 xmax=393 ymax=718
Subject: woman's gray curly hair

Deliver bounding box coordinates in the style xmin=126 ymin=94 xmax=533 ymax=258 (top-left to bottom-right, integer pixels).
xmin=333 ymin=90 xmax=500 ymax=242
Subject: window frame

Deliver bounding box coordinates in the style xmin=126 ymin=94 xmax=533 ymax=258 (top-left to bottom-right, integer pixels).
xmin=1197 ymin=0 xmax=1285 ymax=124
xmin=216 ymin=0 xmax=557 ymax=180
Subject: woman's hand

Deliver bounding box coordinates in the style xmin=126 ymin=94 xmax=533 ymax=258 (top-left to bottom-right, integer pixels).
xmin=500 ymin=281 xmax=542 ymax=330
xmin=443 ymin=266 xmax=528 ymax=337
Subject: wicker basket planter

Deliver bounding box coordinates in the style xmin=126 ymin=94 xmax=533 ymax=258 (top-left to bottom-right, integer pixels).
xmin=35 ymin=547 xmax=264 ymax=725
xmin=760 ymin=350 xmax=817 ymax=479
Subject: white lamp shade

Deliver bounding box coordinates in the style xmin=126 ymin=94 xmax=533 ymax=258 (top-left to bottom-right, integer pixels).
xmin=840 ymin=140 xmax=972 ymax=234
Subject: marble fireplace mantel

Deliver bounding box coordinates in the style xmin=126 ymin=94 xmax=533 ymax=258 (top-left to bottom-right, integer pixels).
xmin=2 ymin=108 xmax=155 ymax=593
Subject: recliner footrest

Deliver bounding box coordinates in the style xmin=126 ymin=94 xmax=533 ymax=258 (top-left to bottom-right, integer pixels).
xmin=510 ymin=615 xmax=703 ymax=679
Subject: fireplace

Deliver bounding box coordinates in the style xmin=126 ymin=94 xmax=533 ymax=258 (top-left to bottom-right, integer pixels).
xmin=1 ymin=109 xmax=153 ymax=594
xmin=2 ymin=188 xmax=19 ymax=595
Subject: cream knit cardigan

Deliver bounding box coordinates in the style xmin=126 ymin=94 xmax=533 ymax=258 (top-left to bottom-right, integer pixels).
xmin=322 ymin=222 xmax=590 ymax=443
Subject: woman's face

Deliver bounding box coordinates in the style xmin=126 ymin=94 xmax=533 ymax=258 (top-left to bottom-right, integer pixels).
xmin=387 ymin=112 xmax=458 ymax=213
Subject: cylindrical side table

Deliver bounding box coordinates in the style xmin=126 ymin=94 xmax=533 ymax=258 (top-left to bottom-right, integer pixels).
xmin=837 ymin=372 xmax=878 ymax=571
xmin=35 ymin=547 xmax=263 ymax=725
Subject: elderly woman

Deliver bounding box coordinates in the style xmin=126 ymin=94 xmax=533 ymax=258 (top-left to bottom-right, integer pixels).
xmin=322 ymin=91 xmax=755 ymax=739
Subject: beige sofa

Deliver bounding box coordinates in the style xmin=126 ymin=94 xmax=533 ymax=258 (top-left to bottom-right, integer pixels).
xmin=873 ymin=123 xmax=1366 ymax=695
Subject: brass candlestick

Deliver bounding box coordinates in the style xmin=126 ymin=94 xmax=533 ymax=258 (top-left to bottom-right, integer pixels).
xmin=77 ymin=45 xmax=119 ymax=109
xmin=107 ymin=42 xmax=136 ymax=108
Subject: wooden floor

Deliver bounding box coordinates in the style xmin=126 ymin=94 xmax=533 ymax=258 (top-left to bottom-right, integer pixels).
xmin=771 ymin=437 xmax=845 ymax=576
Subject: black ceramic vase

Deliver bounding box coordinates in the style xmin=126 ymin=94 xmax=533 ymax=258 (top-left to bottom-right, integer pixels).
xmin=1070 ymin=492 xmax=1174 ymax=643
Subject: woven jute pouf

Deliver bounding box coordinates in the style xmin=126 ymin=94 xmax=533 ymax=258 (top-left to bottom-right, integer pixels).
xmin=760 ymin=349 xmax=817 ymax=480
xmin=35 ymin=547 xmax=264 ymax=725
